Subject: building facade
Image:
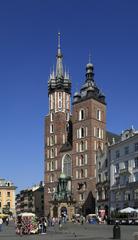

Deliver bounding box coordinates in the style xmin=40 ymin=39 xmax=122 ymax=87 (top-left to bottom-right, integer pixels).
xmin=110 ymin=127 xmax=138 ymax=211
xmin=0 ymin=178 xmax=16 ymax=216
xmin=44 ymin=34 xmax=106 ymax=217
xmin=16 ymin=181 xmax=44 ymax=217
xmin=96 ymin=132 xmax=120 ymax=216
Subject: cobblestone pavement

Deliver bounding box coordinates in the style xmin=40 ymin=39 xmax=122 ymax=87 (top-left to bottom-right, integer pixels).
xmin=0 ymin=221 xmax=137 ymax=240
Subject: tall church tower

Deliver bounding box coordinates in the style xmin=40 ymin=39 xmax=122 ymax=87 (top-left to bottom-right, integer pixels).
xmin=72 ymin=58 xmax=106 ymax=215
xmin=44 ymin=33 xmax=71 ymax=216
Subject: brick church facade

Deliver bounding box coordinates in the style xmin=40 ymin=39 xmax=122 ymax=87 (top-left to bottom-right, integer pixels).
xmin=44 ymin=33 xmax=106 ymax=217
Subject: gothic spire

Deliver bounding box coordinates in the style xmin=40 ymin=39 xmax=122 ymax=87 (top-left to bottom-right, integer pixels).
xmin=56 ymin=32 xmax=63 ymax=78
xmin=85 ymin=52 xmax=94 ymax=82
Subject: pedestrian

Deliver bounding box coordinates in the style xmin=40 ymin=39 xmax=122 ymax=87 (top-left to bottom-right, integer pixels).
xmin=0 ymin=218 xmax=3 ymax=232
xmin=43 ymin=219 xmax=47 ymax=233
xmin=17 ymin=216 xmax=23 ymax=236
xmin=5 ymin=217 xmax=9 ymax=226
xmin=59 ymin=218 xmax=62 ymax=229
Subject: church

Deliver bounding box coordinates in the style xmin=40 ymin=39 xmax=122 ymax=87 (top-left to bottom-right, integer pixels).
xmin=44 ymin=33 xmax=106 ymax=219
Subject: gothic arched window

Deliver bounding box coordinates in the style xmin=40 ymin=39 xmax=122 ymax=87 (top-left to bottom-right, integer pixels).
xmin=79 ymin=109 xmax=85 ymax=121
xmin=62 ymin=154 xmax=72 ymax=177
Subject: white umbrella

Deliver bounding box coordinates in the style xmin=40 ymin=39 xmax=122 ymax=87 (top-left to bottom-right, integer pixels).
xmin=18 ymin=212 xmax=35 ymax=217
xmin=119 ymin=207 xmax=135 ymax=213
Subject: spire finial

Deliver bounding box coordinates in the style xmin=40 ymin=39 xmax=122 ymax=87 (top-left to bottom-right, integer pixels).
xmin=58 ymin=32 xmax=61 ymax=49
xmin=56 ymin=32 xmax=63 ymax=77
xmin=89 ymin=52 xmax=92 ymax=63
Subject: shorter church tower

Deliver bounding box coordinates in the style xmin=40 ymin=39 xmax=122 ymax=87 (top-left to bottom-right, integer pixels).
xmin=44 ymin=33 xmax=71 ymax=216
xmin=72 ymin=57 xmax=106 ymax=215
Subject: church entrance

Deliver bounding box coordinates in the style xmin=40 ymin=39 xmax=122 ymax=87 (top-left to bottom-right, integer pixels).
xmin=60 ymin=206 xmax=67 ymax=216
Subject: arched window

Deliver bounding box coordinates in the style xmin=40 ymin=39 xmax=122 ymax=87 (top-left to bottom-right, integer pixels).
xmin=50 ymin=148 xmax=54 ymax=158
xmin=80 ymin=127 xmax=85 ymax=138
xmin=51 ymin=161 xmax=54 ymax=171
xmin=62 ymin=154 xmax=72 ymax=177
xmin=50 ymin=174 xmax=54 ymax=182
xmin=58 ymin=92 xmax=62 ymax=110
xmin=79 ymin=109 xmax=85 ymax=121
xmin=50 ymin=112 xmax=54 ymax=121
xmin=80 ymin=169 xmax=84 ymax=178
xmin=80 ymin=155 xmax=84 ymax=166
xmin=80 ymin=141 xmax=84 ymax=152
xmin=50 ymin=94 xmax=54 ymax=110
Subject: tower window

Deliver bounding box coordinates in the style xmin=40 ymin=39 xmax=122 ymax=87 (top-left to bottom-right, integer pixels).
xmin=96 ymin=109 xmax=101 ymax=121
xmin=51 ymin=161 xmax=54 ymax=171
xmin=76 ymin=143 xmax=79 ymax=152
xmin=50 ymin=124 xmax=54 ymax=133
xmin=80 ymin=155 xmax=84 ymax=166
xmin=63 ymin=134 xmax=65 ymax=144
xmin=50 ymin=112 xmax=54 ymax=121
xmin=79 ymin=109 xmax=85 ymax=121
xmin=58 ymin=92 xmax=62 ymax=110
xmin=50 ymin=94 xmax=54 ymax=110
xmin=76 ymin=156 xmax=79 ymax=166
xmin=85 ymin=169 xmax=88 ymax=178
xmin=47 ymin=162 xmax=50 ymax=171
xmin=80 ymin=141 xmax=84 ymax=152
xmin=85 ymin=154 xmax=87 ymax=164
xmin=80 ymin=127 xmax=85 ymax=138
xmin=50 ymin=148 xmax=54 ymax=158
xmin=50 ymin=136 xmax=54 ymax=146
xmin=80 ymin=169 xmax=84 ymax=178
xmin=76 ymin=170 xmax=79 ymax=179
xmin=47 ymin=137 xmax=50 ymax=146
xmin=66 ymin=94 xmax=70 ymax=109
xmin=50 ymin=174 xmax=54 ymax=182
xmin=47 ymin=150 xmax=50 ymax=158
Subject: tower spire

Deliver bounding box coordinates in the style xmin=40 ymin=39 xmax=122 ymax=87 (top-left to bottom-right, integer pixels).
xmin=56 ymin=32 xmax=63 ymax=78
xmin=89 ymin=52 xmax=92 ymax=63
xmin=85 ymin=52 xmax=94 ymax=82
xmin=58 ymin=32 xmax=60 ymax=49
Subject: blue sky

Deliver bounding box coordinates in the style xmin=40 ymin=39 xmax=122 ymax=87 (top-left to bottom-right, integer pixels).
xmin=0 ymin=0 xmax=138 ymax=191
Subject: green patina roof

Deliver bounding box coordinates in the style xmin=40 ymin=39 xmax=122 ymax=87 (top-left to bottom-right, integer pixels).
xmin=59 ymin=172 xmax=67 ymax=179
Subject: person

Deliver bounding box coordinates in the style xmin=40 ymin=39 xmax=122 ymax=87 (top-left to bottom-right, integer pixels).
xmin=17 ymin=216 xmax=23 ymax=236
xmin=43 ymin=219 xmax=47 ymax=233
xmin=0 ymin=218 xmax=3 ymax=232
xmin=59 ymin=218 xmax=62 ymax=229
xmin=5 ymin=217 xmax=9 ymax=226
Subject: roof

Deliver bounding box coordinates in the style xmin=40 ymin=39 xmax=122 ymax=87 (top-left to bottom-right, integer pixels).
xmin=106 ymin=131 xmax=120 ymax=144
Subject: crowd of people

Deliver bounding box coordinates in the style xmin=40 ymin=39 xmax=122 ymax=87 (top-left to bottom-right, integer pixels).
xmin=0 ymin=216 xmax=9 ymax=232
xmin=16 ymin=216 xmax=48 ymax=236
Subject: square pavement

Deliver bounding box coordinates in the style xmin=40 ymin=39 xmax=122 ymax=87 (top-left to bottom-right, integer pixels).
xmin=0 ymin=221 xmax=137 ymax=240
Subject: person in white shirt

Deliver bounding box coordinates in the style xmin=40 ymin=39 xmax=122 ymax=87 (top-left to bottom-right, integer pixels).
xmin=0 ymin=218 xmax=3 ymax=232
